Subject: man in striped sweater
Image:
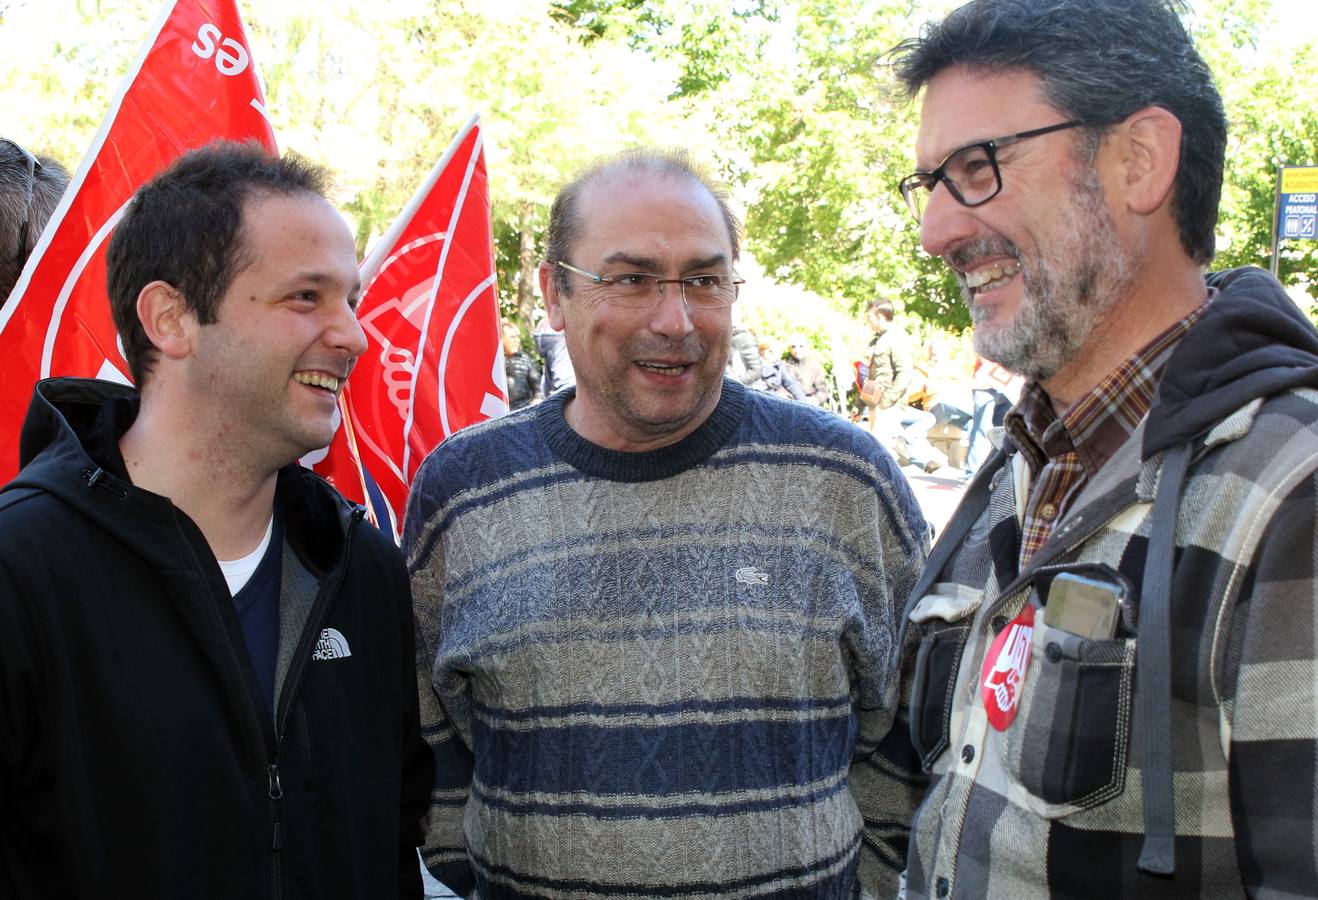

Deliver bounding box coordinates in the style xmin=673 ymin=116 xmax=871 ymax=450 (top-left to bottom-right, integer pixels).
xmin=405 ymin=149 xmax=929 ymax=898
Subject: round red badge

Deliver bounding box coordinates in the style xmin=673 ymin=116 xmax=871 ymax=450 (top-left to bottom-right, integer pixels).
xmin=980 ymin=604 xmax=1035 ymax=730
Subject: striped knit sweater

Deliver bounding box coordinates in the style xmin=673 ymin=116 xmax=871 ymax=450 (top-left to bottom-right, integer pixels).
xmin=404 ymin=379 xmax=929 ymax=899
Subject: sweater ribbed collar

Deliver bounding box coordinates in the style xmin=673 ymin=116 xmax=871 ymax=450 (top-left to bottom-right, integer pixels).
xmin=537 ymin=378 xmax=749 ymax=483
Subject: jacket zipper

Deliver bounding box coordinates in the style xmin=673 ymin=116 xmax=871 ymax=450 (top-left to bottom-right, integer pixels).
xmin=267 ymin=508 xmax=362 ymax=898
xmin=167 ymin=509 xmax=283 ymax=898
xmin=81 ymin=466 xmax=129 ymax=500
xmin=269 ymin=762 xmax=284 ymax=900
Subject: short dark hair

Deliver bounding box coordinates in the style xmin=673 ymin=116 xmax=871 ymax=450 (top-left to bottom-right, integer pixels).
xmin=890 ymin=0 xmax=1225 ymax=264
xmin=0 ymin=139 xmax=71 ymax=305
xmin=106 ymin=140 xmax=330 ymax=386
xmin=544 ymin=148 xmax=741 ymax=295
xmin=867 ymin=298 xmax=895 ymax=321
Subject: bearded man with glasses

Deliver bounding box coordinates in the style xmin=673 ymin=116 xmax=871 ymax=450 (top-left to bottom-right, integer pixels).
xmin=0 ymin=138 xmax=70 ymax=306
xmin=888 ymin=1 xmax=1318 ymax=897
xmin=404 ymin=148 xmax=929 ymax=898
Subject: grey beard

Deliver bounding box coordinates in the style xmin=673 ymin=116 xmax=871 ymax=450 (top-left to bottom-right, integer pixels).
xmin=957 ymin=171 xmax=1128 ymax=382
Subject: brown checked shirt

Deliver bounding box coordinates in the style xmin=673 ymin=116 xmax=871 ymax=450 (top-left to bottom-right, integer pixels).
xmin=1005 ymin=296 xmax=1212 ymax=566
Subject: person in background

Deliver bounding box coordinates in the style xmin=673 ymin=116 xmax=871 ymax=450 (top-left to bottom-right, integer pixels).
xmin=0 ymin=138 xmax=70 ymax=306
xmin=533 ymin=307 xmax=575 ymax=397
xmin=725 ymin=302 xmax=765 ymax=390
xmin=963 ymin=356 xmax=1022 ymax=475
xmin=864 ymin=298 xmax=946 ymax=472
xmin=862 ymin=298 xmax=911 ymax=426
xmin=785 ymin=332 xmax=831 ymax=407
xmin=890 ymin=0 xmax=1318 ymax=895
xmin=501 ymin=319 xmax=542 ymax=410
xmin=406 ymin=147 xmax=928 ymax=898
xmin=760 ymin=337 xmax=807 ymax=400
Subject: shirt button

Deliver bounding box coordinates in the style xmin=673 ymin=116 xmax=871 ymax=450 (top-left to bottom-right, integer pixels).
xmin=1046 ymin=642 xmax=1063 ymax=662
xmin=936 ymin=876 xmax=950 ymax=897
xmin=961 ymin=744 xmax=975 ymax=764
xmin=1040 ymin=502 xmax=1058 ymax=520
xmin=991 ymin=614 xmax=1008 ymax=633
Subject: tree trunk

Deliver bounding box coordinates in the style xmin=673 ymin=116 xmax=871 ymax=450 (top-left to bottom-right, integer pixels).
xmin=516 ymin=205 xmax=537 ymax=327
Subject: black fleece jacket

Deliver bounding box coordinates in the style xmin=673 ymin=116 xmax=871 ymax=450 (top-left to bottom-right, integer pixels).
xmin=0 ymin=378 xmax=432 ymax=900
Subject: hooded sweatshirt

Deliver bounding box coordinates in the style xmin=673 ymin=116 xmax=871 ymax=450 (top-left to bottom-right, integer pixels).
xmin=0 ymin=378 xmax=432 ymax=900
xmin=899 ymin=267 xmax=1318 ymax=898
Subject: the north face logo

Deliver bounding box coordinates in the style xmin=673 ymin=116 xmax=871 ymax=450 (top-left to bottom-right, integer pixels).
xmin=312 ymin=628 xmax=352 ymax=661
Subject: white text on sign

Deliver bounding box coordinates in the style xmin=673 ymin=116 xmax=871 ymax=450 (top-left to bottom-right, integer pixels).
xmin=191 ymin=24 xmax=250 ymax=76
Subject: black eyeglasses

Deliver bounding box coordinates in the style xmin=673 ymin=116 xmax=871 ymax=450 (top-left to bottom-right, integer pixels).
xmin=897 ymin=120 xmax=1085 ymax=223
xmin=1 ymin=138 xmax=43 ymax=259
xmin=554 ymin=260 xmax=744 ymax=309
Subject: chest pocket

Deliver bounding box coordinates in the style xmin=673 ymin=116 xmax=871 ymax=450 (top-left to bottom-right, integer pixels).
xmin=907 ymin=588 xmax=983 ymax=771
xmin=1004 ymin=614 xmax=1137 ymax=817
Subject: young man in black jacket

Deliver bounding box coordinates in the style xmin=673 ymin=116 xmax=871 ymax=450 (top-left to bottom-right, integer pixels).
xmin=0 ymin=142 xmax=432 ymax=899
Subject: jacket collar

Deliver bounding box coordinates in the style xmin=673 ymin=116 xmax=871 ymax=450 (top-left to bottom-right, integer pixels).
xmin=9 ymin=377 xmax=359 ymax=574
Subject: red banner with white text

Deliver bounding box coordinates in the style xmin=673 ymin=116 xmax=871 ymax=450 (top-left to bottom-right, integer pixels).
xmin=0 ymin=0 xmax=276 ymax=484
xmin=322 ymin=115 xmax=504 ymax=538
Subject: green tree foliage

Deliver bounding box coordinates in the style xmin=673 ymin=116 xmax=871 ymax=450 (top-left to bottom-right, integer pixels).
xmin=2 ymin=0 xmax=1313 ymax=338
xmin=688 ymin=0 xmax=967 ymax=328
xmin=668 ymin=0 xmax=1316 ymax=330
xmin=1191 ymin=0 xmax=1318 ymax=300
xmin=1 ymin=0 xmax=706 ymax=330
xmin=248 ymin=0 xmax=698 ymax=326
xmin=0 ymin=0 xmax=156 ymax=167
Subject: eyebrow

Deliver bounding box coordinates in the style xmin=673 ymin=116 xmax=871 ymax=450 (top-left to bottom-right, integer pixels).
xmin=279 ymin=271 xmax=358 ymax=289
xmin=915 ymin=134 xmax=988 ymax=172
xmin=599 ymin=252 xmax=730 ymax=272
xmin=276 ymin=271 xmax=364 ymax=305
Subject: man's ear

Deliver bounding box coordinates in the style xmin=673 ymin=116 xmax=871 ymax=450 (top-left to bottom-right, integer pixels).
xmin=539 ymin=261 xmax=566 ymax=331
xmin=1115 ymin=106 xmax=1182 ymax=216
xmin=135 ymin=280 xmax=195 ymax=361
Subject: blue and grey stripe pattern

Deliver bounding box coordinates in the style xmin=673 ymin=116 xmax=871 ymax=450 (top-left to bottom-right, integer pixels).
xmin=406 ymin=380 xmax=928 ymax=898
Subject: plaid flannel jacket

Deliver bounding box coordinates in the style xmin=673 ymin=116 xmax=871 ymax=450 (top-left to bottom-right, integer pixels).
xmin=898 ymin=378 xmax=1318 ymax=898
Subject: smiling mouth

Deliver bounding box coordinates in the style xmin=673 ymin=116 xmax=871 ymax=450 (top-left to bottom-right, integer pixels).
xmin=963 ymin=260 xmax=1021 ymax=294
xmin=293 ymin=372 xmax=342 ymax=393
xmin=636 ymin=361 xmax=691 ymax=376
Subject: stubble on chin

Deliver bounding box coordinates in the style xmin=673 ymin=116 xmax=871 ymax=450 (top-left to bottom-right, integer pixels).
xmin=617 ymin=367 xmax=719 ymax=441
xmin=962 ymin=173 xmax=1128 ymax=383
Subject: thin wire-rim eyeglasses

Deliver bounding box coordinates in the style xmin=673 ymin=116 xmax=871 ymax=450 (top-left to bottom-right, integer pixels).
xmin=554 ymin=260 xmax=744 ymax=309
xmin=897 ymin=120 xmax=1085 ymax=223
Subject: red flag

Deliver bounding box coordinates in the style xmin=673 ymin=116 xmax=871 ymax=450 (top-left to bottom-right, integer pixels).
xmin=0 ymin=0 xmax=276 ymax=483
xmin=319 ymin=114 xmax=504 ymax=538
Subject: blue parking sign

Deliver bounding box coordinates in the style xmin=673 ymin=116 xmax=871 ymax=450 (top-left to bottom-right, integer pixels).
xmin=1279 ymin=166 xmax=1318 ymax=241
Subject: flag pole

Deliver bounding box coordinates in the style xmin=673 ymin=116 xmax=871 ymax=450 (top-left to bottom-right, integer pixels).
xmin=1270 ymin=165 xmax=1284 ymax=278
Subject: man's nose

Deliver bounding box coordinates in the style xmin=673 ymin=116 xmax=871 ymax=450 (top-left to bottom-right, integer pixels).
xmin=331 ymin=299 xmax=369 ymax=359
xmin=648 ymin=281 xmax=695 ymax=336
xmin=920 ymin=182 xmax=978 ymax=259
